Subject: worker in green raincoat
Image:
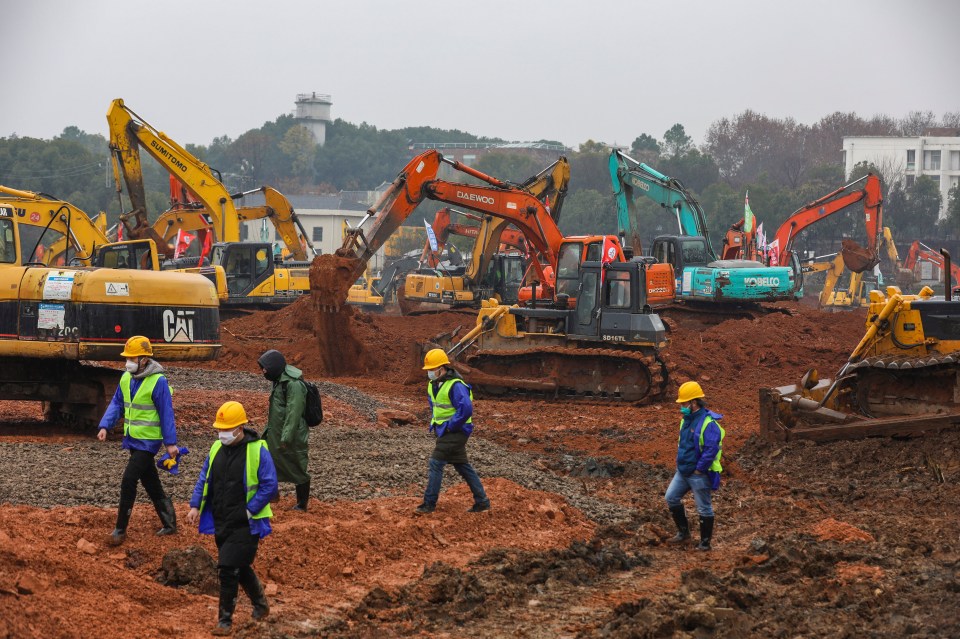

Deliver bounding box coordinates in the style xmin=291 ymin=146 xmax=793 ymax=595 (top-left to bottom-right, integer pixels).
xmin=257 ymin=349 xmax=311 ymax=511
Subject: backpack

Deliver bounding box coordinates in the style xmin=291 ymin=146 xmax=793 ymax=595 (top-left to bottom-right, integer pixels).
xmin=302 ymin=380 xmax=323 ymax=427
xmin=284 ymin=379 xmax=323 ymax=427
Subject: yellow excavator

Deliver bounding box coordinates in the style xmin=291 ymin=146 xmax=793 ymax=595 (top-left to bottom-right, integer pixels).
xmin=761 ymin=250 xmax=960 ymax=442
xmin=106 ymin=98 xmax=315 ymax=310
xmin=0 ymin=187 xmax=220 ymax=426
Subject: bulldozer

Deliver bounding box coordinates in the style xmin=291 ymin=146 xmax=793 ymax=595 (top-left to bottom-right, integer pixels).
xmin=760 ymin=249 xmax=960 ymax=442
xmin=423 ymin=258 xmax=670 ymax=402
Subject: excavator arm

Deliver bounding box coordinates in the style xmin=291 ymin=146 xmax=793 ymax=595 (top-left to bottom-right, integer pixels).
xmin=338 ymin=150 xmax=564 ymax=290
xmin=771 ymin=174 xmax=883 ymax=272
xmin=609 ymin=149 xmax=715 ymax=257
xmin=0 ymin=185 xmax=112 ymax=264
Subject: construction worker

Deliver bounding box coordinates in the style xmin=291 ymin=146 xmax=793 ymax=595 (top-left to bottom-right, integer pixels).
xmin=415 ymin=349 xmax=489 ymax=514
xmin=665 ymin=381 xmax=725 ymax=551
xmin=186 ymin=401 xmax=277 ymax=636
xmin=257 ymin=349 xmax=311 ymax=511
xmin=96 ymin=335 xmax=179 ymax=546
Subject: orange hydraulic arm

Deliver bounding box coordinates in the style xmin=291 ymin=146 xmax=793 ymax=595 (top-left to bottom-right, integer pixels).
xmin=340 ymin=150 xmax=566 ymax=292
xmin=771 ymin=173 xmax=883 ymax=272
xmin=721 ymin=217 xmax=757 ymax=261
xmin=902 ymin=240 xmax=960 ymax=285
xmin=420 ymin=207 xmax=527 ymax=267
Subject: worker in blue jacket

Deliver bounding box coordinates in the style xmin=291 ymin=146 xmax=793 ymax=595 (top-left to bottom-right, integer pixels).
xmin=187 ymin=401 xmax=278 ymax=636
xmin=665 ymin=381 xmax=725 ymax=551
xmin=415 ymin=349 xmax=490 ymax=514
xmin=97 ymin=336 xmax=180 ymax=546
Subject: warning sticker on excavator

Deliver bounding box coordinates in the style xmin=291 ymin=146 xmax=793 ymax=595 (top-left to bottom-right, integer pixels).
xmin=105 ymin=283 xmax=130 ymax=296
xmin=43 ymin=272 xmax=76 ymax=300
xmin=37 ymin=303 xmax=66 ymax=330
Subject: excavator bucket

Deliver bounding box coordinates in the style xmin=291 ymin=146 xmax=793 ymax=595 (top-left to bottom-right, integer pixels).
xmin=840 ymin=239 xmax=879 ymax=274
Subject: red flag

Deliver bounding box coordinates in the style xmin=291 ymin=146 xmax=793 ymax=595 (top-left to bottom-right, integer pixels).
xmin=116 ymin=223 xmax=123 ymax=241
xmin=174 ymin=229 xmax=196 ymax=258
xmin=196 ymin=229 xmax=212 ymax=266
xmin=600 ymin=236 xmax=618 ymax=285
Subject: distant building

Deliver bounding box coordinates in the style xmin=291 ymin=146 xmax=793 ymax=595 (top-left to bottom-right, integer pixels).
xmin=295 ymin=93 xmax=333 ymax=145
xmin=843 ymin=131 xmax=960 ymax=218
xmin=235 ymin=192 xmax=388 ymax=271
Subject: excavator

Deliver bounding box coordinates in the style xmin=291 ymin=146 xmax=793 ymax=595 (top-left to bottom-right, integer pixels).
xmin=106 ymin=98 xmax=315 ymax=310
xmin=901 ymin=240 xmax=960 ymax=293
xmin=609 ymin=150 xmax=797 ymax=310
xmin=760 ymin=250 xmax=960 ymax=442
xmin=311 ymin=149 xmax=672 ymax=401
xmin=400 ymin=157 xmax=572 ymax=310
xmin=0 ymin=186 xmax=220 ymax=426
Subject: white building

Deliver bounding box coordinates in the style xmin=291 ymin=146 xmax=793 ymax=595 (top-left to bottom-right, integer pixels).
xmin=842 ymin=131 xmax=960 ymax=218
xmin=294 ymin=93 xmax=333 ymax=146
xmin=236 ymin=192 xmax=387 ymax=272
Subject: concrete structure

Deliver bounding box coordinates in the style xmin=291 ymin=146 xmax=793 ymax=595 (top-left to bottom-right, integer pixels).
xmin=235 ymin=192 xmax=389 ymax=272
xmin=295 ymin=93 xmax=333 ymax=145
xmin=843 ymin=131 xmax=960 ymax=218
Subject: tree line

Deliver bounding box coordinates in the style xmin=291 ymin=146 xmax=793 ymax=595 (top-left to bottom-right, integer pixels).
xmin=1 ymin=109 xmax=958 ymax=259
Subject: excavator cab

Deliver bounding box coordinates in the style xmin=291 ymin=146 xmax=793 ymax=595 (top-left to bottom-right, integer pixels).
xmin=94 ymin=239 xmax=159 ymax=271
xmin=215 ymin=243 xmax=274 ymax=297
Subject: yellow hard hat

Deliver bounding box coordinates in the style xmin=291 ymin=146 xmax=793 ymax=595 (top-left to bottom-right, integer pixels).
xmin=676 ymin=381 xmax=705 ymax=403
xmin=213 ymin=401 xmax=248 ymax=430
xmin=120 ymin=335 xmax=153 ymax=358
xmin=422 ymin=348 xmax=450 ymax=370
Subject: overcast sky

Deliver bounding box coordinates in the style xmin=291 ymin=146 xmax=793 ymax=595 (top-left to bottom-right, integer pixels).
xmin=4 ymin=0 xmax=958 ymax=149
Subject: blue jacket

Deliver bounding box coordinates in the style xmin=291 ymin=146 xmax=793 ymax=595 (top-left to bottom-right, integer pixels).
xmin=98 ymin=361 xmax=176 ymax=455
xmin=189 ymin=431 xmax=278 ymax=538
xmin=676 ymin=407 xmax=724 ymax=477
xmin=427 ymin=377 xmax=473 ymax=438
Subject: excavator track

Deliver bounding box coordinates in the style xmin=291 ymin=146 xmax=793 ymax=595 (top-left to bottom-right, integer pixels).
xmin=455 ymin=346 xmax=671 ymax=403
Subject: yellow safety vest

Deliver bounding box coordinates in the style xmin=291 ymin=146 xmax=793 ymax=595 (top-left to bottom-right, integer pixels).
xmin=428 ymin=378 xmax=473 ymax=426
xmin=199 ymin=439 xmax=273 ymax=520
xmin=678 ymin=415 xmax=725 ymax=473
xmin=120 ymin=372 xmax=162 ymax=440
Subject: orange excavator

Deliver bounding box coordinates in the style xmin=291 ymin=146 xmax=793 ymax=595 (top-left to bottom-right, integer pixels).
xmin=419 ymin=207 xmax=529 ymax=268
xmin=902 ymin=240 xmax=960 ymax=293
xmin=769 ymin=173 xmax=884 ymax=283
xmin=312 ymin=150 xmax=673 ymax=401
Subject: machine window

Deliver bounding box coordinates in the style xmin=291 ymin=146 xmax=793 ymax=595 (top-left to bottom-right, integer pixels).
xmin=0 ymin=220 xmax=16 ymax=263
xmin=606 ymin=272 xmax=631 ymax=308
xmin=557 ymin=243 xmax=582 ymax=279
xmin=577 ymin=272 xmax=599 ymax=326
xmin=681 ymin=240 xmax=709 ymax=266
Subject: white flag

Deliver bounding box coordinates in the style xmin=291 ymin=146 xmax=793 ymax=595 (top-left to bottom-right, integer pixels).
xmin=756 ymin=222 xmax=766 ymax=250
xmin=424 ymin=219 xmax=439 ymax=252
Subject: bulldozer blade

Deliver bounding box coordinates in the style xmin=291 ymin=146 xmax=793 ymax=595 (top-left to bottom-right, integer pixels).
xmin=840 ymin=239 xmax=879 ymax=274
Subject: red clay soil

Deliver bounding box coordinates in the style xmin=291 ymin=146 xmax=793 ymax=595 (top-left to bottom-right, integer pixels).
xmin=0 ymin=479 xmax=592 ymax=639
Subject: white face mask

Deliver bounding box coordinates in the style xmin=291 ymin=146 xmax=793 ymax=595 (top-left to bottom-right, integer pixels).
xmin=125 ymin=359 xmax=139 ymax=373
xmin=427 ymin=368 xmax=442 ymax=381
xmin=218 ymin=428 xmax=241 ymax=446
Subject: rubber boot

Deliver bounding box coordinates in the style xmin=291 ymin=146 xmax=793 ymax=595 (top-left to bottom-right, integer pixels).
xmin=154 ymin=497 xmax=177 ymax=536
xmin=292 ymin=481 xmax=310 ymax=511
xmin=667 ymin=505 xmax=690 ymax=544
xmin=212 ymin=567 xmax=239 ymax=635
xmin=239 ymin=567 xmax=270 ymax=621
xmin=107 ymin=506 xmax=132 ymax=546
xmin=695 ymin=515 xmax=714 ymax=551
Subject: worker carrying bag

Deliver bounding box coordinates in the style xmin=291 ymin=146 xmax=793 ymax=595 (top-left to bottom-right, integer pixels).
xmin=302 ymin=380 xmax=324 ymax=427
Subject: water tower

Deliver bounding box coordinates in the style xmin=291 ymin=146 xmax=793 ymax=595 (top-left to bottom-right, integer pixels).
xmin=295 ymin=92 xmax=332 ymax=145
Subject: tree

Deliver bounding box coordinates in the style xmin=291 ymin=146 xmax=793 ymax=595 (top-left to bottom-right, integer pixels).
xmin=558 ymin=189 xmax=615 ymax=236
xmin=659 ymin=149 xmax=720 ymax=195
xmin=630 ymin=134 xmax=660 ymax=160
xmin=908 ymin=176 xmax=943 ymax=238
xmin=941 ymin=185 xmax=960 ymax=239
xmin=662 ymin=124 xmax=692 ymax=159
xmin=578 ymin=139 xmax=607 ymax=154
xmin=278 ymin=125 xmax=317 ymax=183
xmin=899 ymin=111 xmax=938 ymax=135
xmin=472 ymin=152 xmax=541 ymax=184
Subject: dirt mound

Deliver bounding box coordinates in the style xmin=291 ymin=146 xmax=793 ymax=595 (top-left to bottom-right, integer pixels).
xmin=156 ymin=545 xmax=218 ymax=594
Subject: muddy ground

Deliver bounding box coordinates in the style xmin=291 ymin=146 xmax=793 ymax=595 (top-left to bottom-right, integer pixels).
xmin=1 ymin=300 xmax=959 ymax=638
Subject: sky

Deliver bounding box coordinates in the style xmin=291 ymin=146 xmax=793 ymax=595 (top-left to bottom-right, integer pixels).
xmin=3 ymin=0 xmax=959 ymax=150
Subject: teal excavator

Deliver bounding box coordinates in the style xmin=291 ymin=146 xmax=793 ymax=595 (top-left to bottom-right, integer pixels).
xmin=609 ymin=149 xmax=797 ymax=309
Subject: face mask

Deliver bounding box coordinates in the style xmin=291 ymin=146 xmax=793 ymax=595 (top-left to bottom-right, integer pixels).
xmin=680 ymin=406 xmax=692 ymax=416
xmin=427 ymin=369 xmax=441 ymax=381
xmin=125 ymin=359 xmax=139 ymax=373
xmin=219 ymin=428 xmax=241 ymax=446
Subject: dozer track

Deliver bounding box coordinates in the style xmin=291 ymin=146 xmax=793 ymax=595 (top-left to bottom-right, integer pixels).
xmin=839 ymin=354 xmax=960 ymax=418
xmin=452 ymin=346 xmax=671 ymax=403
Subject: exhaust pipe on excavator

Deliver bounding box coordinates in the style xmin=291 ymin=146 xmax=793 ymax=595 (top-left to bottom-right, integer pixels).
xmin=942 ymin=249 xmax=952 ymax=301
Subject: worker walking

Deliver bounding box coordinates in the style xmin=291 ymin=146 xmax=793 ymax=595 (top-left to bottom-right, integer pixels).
xmin=257 ymin=349 xmax=311 ymax=511
xmin=186 ymin=401 xmax=277 ymax=636
xmin=96 ymin=336 xmax=179 ymax=546
xmin=665 ymin=381 xmax=725 ymax=551
xmin=415 ymin=349 xmax=490 ymax=514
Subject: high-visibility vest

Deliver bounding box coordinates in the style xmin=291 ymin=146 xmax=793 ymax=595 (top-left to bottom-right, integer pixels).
xmin=120 ymin=372 xmax=163 ymax=440
xmin=678 ymin=415 xmax=725 ymax=473
xmin=198 ymin=439 xmax=273 ymax=520
xmin=427 ymin=378 xmax=473 ymax=427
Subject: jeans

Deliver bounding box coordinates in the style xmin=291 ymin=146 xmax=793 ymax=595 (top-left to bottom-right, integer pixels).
xmin=665 ymin=470 xmax=713 ymax=517
xmin=423 ymin=457 xmax=488 ymax=507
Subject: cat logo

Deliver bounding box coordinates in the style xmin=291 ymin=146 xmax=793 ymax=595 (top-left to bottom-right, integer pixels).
xmin=162 ymin=309 xmax=195 ymax=343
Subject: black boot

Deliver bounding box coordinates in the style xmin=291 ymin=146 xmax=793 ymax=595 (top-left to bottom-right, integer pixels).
xmin=239 ymin=566 xmax=270 ymax=621
xmin=213 ymin=567 xmax=239 ymax=635
xmin=696 ymin=515 xmax=714 ymax=551
xmin=667 ymin=505 xmax=690 ymax=544
xmin=107 ymin=505 xmax=132 ymax=546
xmin=154 ymin=497 xmax=177 ymax=536
xmin=292 ymin=481 xmax=310 ymax=511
